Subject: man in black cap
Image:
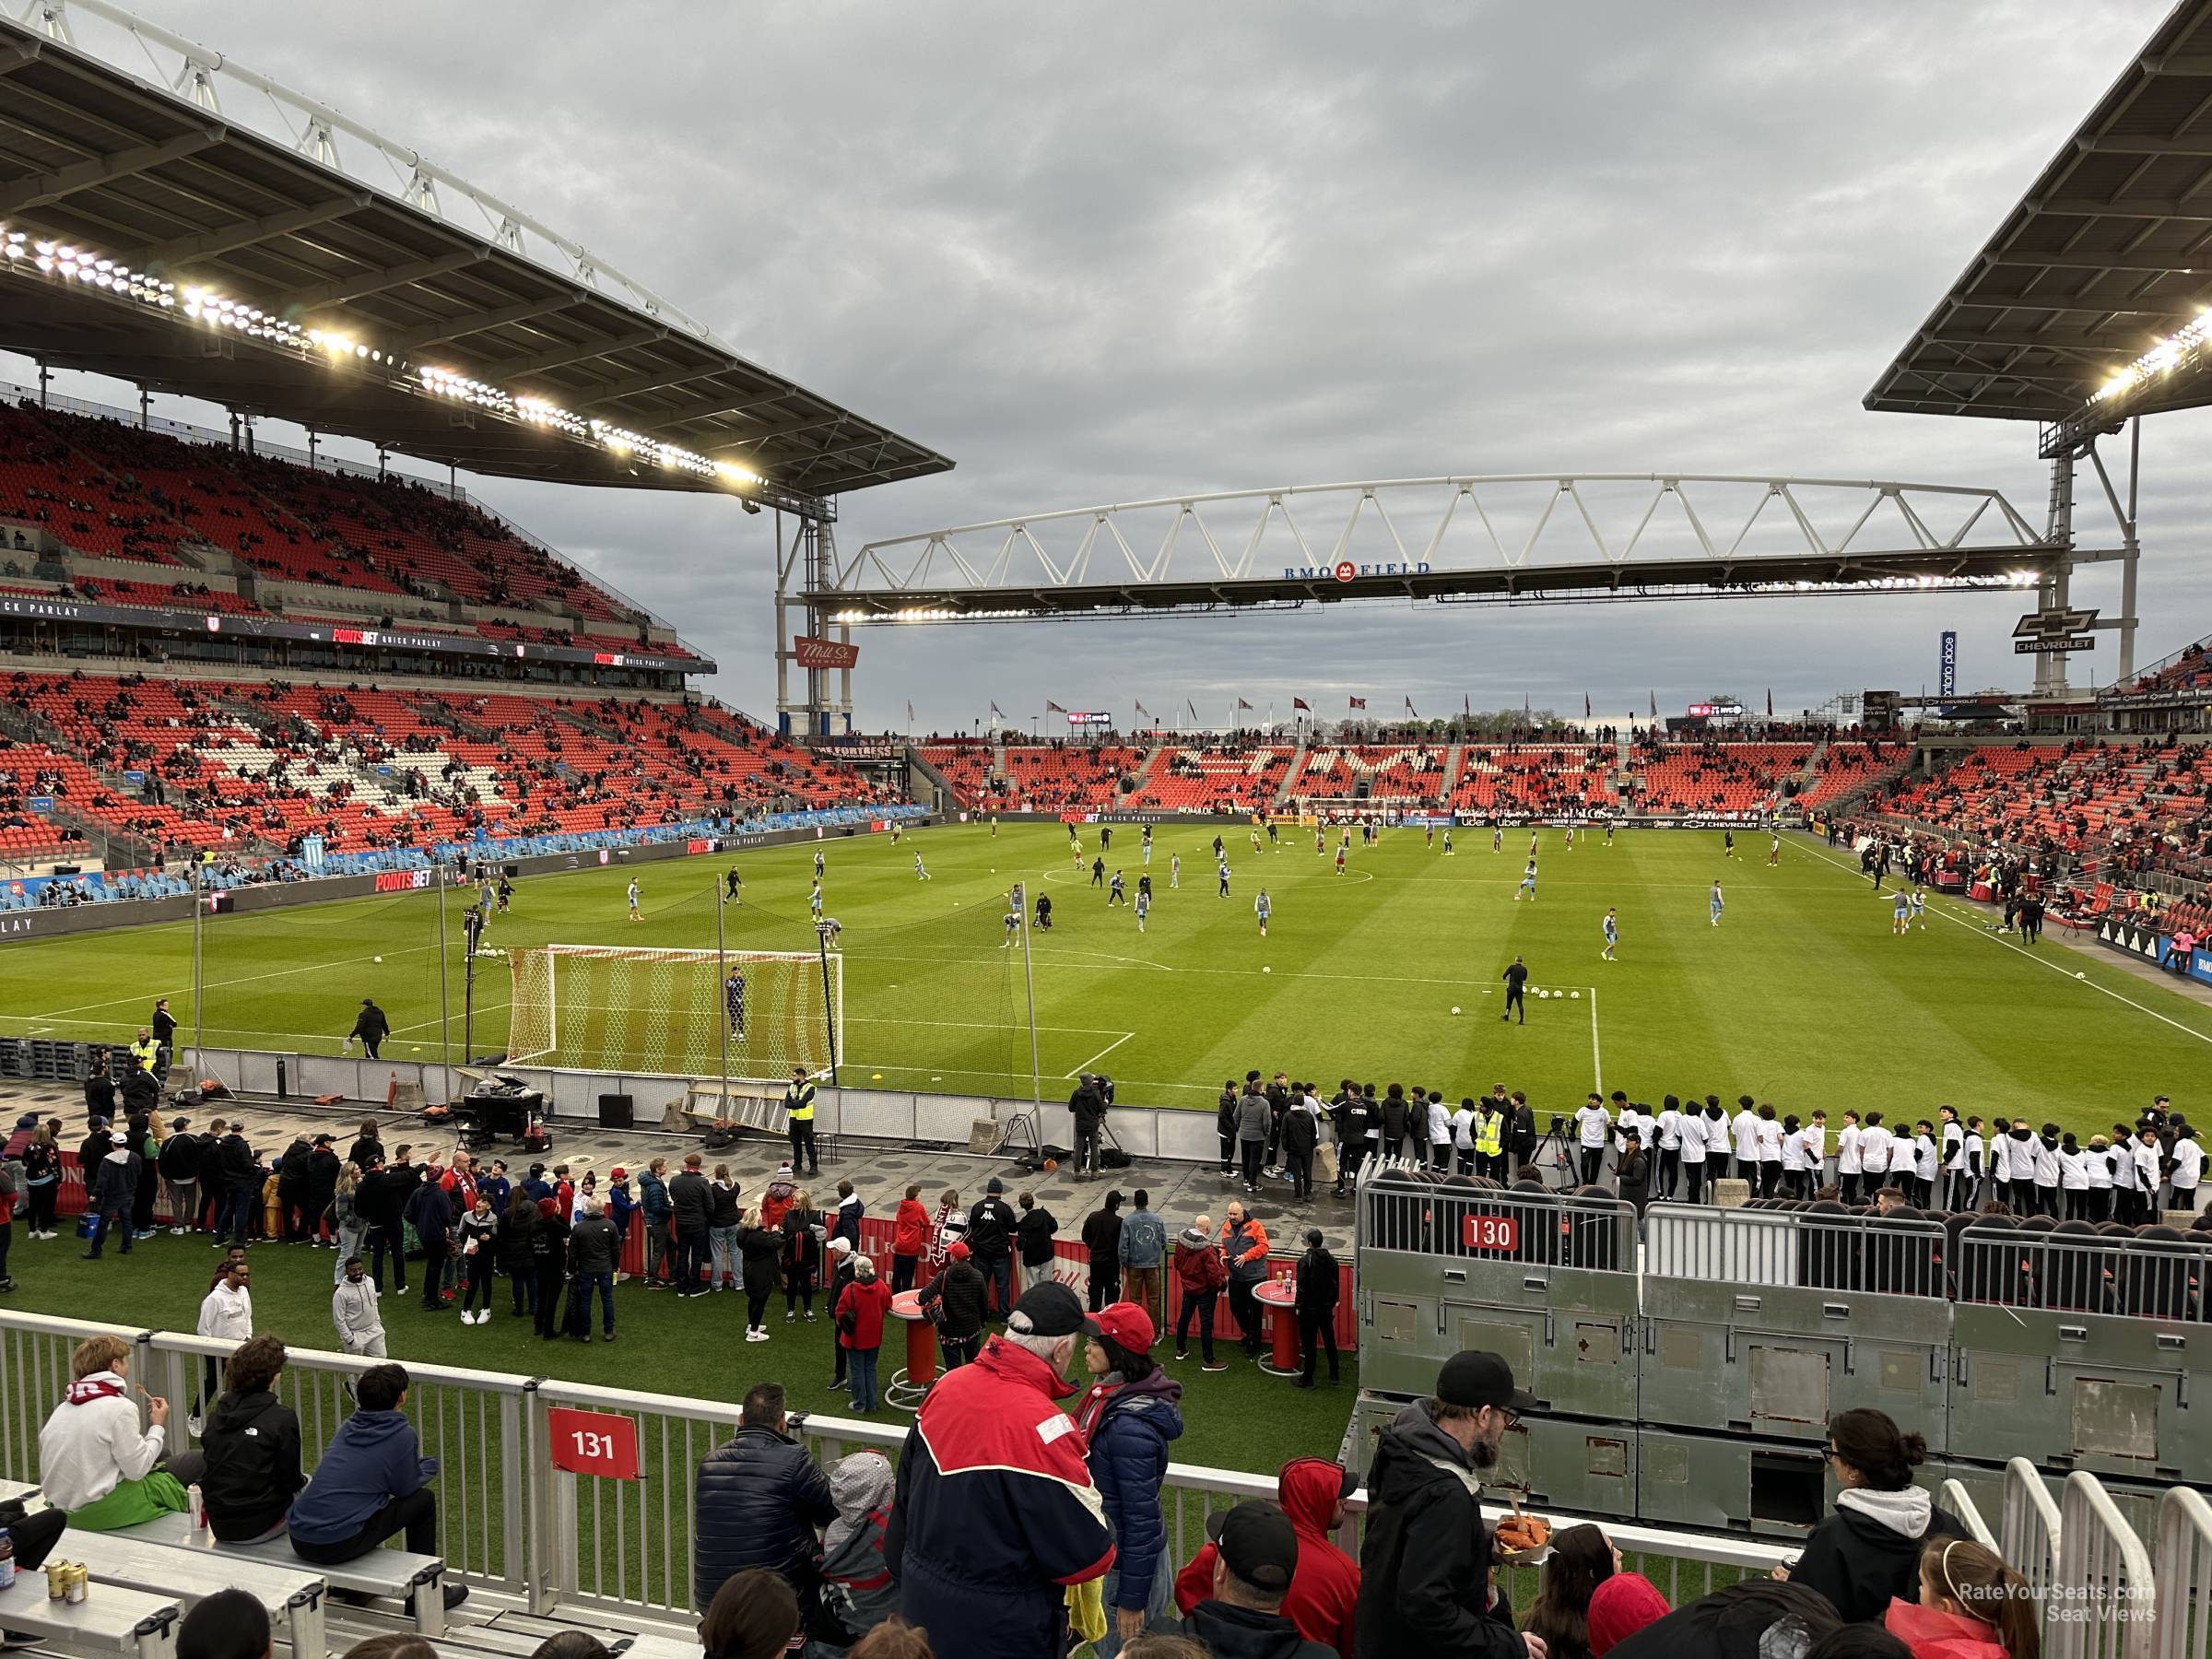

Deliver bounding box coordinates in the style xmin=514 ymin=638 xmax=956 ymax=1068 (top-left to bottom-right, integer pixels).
xmin=1358 ymin=1350 xmax=1545 ymax=1659
xmin=887 ymin=1279 xmax=1114 ymax=1659
xmin=348 ymin=998 xmax=390 ymax=1060
xmin=966 ymin=1177 xmax=1018 ymax=1317
xmin=1179 ymin=1500 xmax=1337 ymax=1659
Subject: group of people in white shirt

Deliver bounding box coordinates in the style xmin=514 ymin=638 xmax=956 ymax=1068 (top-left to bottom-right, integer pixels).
xmin=1553 ymin=1090 xmax=2203 ymax=1220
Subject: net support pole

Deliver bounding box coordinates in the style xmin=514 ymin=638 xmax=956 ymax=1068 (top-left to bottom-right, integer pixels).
xmin=716 ymin=878 xmax=730 ymax=1109
xmin=436 ymin=861 xmax=452 ymax=1089
xmin=1018 ymin=882 xmax=1041 ymax=1116
xmin=190 ymin=861 xmax=206 ymax=1087
xmin=817 ymin=924 xmax=840 ymax=1088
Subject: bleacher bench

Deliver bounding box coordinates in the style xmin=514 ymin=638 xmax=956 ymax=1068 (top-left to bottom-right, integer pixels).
xmin=128 ymin=1511 xmax=448 ymax=1639
xmin=0 ymin=1582 xmax=181 ymax=1659
xmin=54 ymin=1531 xmax=327 ymax=1659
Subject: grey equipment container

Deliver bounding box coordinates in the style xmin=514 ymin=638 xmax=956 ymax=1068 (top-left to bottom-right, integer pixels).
xmin=1640 ymin=1202 xmax=1952 ymax=1452
xmin=1947 ymin=1218 xmax=2209 ymax=1486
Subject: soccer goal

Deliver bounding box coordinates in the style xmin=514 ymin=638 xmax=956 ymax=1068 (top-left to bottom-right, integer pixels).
xmin=505 ymin=945 xmax=842 ymax=1080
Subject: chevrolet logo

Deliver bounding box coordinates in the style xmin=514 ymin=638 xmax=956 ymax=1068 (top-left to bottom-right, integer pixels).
xmin=2013 ymin=606 xmax=2098 ymax=641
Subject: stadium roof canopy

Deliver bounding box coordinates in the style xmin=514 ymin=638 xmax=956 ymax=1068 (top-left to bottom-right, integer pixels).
xmin=1865 ymin=0 xmax=2212 ymax=448
xmin=0 ymin=1 xmax=949 ymax=512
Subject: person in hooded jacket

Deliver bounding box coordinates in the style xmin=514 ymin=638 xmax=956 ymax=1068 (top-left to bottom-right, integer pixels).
xmin=304 ymin=1136 xmax=341 ymax=1248
xmin=287 ymin=1362 xmax=465 ymax=1610
xmin=1784 ymin=1408 xmax=1967 ymax=1628
xmin=200 ymin=1335 xmax=303 ymax=1543
xmin=1172 ymin=1216 xmax=1230 ymax=1369
xmin=813 ymin=1449 xmax=898 ymax=1654
xmin=1357 ymin=1350 xmax=1542 ymax=1659
xmin=1180 ymin=1500 xmax=1339 ymax=1659
xmin=82 ymin=1131 xmax=141 ymax=1257
xmin=1175 ymin=1457 xmax=1361 ymax=1659
xmin=638 ymin=1157 xmax=674 ymax=1288
xmin=916 ymin=1240 xmax=987 ymax=1369
xmin=276 ymin=1136 xmax=314 ymax=1242
xmin=1292 ymin=1230 xmax=1340 ymax=1388
xmin=889 ymin=1183 xmax=930 ymax=1293
xmin=1076 ymin=1302 xmax=1185 ymax=1655
xmin=1604 ymin=1580 xmax=1837 ymax=1659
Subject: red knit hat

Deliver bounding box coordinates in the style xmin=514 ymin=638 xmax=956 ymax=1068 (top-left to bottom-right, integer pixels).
xmin=1588 ymin=1572 xmax=1669 ymax=1655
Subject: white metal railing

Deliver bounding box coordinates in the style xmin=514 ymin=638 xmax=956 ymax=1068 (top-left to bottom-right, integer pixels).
xmin=0 ymin=1309 xmax=2196 ymax=1639
xmin=2154 ymin=1487 xmax=2212 ymax=1659
xmin=2054 ymin=1471 xmax=2158 ymax=1659
xmin=1941 ymin=1477 xmax=2000 ymax=1548
xmin=2006 ymin=1455 xmax=2066 ymax=1623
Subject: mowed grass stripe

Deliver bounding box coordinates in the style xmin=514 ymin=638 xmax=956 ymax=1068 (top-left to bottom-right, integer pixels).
xmin=2 ymin=824 xmax=2206 ymax=1133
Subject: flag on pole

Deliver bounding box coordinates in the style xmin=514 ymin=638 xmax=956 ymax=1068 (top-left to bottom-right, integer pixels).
xmin=1585 ymin=693 xmax=1592 ymax=719
xmin=1187 ymin=698 xmax=1198 ymax=722
xmin=989 ymin=700 xmax=1005 ymax=722
xmin=1405 ymin=697 xmax=1418 ymax=719
xmin=1767 ymin=688 xmax=1774 ymax=718
xmin=1135 ymin=700 xmax=1151 ymax=720
xmin=1292 ymin=697 xmax=1311 ymax=712
xmin=1046 ymin=700 xmax=1066 ymax=714
xmin=1236 ymin=698 xmax=1253 ymax=712
xmin=1464 ymin=694 xmax=1471 ymax=717
xmin=1348 ymin=696 xmax=1367 ymax=711
xmin=906 ymin=700 xmax=915 ymax=725
xmin=1649 ymin=690 xmax=1657 ymax=719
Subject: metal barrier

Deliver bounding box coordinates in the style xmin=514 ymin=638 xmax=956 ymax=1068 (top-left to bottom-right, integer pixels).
xmin=2154 ymin=1486 xmax=2212 ymax=1659
xmin=2005 ymin=1455 xmax=2065 ymax=1618
xmin=6 ymin=1305 xmax=2210 ymax=1641
xmin=2053 ymin=1471 xmax=2157 ymax=1659
xmin=1939 ymin=1476 xmax=2000 ymax=1548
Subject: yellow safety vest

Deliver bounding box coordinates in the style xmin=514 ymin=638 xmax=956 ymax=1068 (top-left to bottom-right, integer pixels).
xmin=786 ymin=1081 xmax=817 ymax=1122
xmin=129 ymin=1039 xmax=159 ymax=1073
xmin=1475 ymin=1112 xmax=1503 ymax=1159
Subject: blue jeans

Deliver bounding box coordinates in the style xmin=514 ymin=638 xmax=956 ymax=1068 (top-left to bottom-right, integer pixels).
xmin=578 ymin=1269 xmax=616 ymax=1335
xmin=87 ymin=1198 xmax=133 ymax=1256
xmin=1091 ymin=1560 xmax=1175 ymax=1659
xmin=223 ymin=1187 xmax=256 ymax=1248
xmin=849 ymin=1346 xmax=881 ymax=1413
xmin=511 ymin=1263 xmax=538 ymax=1315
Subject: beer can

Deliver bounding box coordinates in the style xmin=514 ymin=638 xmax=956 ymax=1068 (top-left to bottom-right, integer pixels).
xmin=44 ymin=1560 xmax=66 ymax=1600
xmin=65 ymin=1564 xmax=87 ymax=1604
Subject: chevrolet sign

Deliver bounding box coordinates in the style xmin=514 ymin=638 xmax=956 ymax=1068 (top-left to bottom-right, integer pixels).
xmin=2012 ymin=606 xmax=2098 ymax=655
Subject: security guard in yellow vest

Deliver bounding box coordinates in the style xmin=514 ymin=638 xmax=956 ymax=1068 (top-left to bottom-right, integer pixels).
xmin=1475 ymin=1103 xmax=1505 ymax=1182
xmin=783 ymin=1067 xmax=819 ymax=1176
xmin=128 ymin=1029 xmax=160 ymax=1076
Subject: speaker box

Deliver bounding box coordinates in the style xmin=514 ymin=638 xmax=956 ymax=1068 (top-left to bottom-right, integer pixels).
xmin=598 ymin=1093 xmax=634 ymax=1129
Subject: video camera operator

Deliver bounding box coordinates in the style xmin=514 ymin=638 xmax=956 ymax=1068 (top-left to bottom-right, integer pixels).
xmin=1069 ymin=1073 xmax=1109 ymax=1179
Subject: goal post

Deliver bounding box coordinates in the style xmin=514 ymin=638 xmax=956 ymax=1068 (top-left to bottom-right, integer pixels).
xmin=504 ymin=944 xmax=842 ymax=1080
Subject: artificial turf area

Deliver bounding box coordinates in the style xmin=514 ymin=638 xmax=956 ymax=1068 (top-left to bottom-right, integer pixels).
xmin=3 ymin=821 xmax=2209 ymax=1136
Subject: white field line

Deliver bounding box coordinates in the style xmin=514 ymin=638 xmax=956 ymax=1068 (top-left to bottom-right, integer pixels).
xmin=1064 ymin=1031 xmax=1135 ymax=1078
xmin=1794 ymin=837 xmax=2212 ymax=1049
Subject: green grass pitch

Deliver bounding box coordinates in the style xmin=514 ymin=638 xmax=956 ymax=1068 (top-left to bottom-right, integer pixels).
xmin=3 ymin=822 xmax=2207 ymax=1132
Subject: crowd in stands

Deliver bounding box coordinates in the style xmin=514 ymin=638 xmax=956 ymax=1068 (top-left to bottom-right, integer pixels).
xmin=0 ymin=396 xmax=693 ymax=663
xmin=1877 ymin=736 xmax=2212 ymax=885
xmin=2108 ymin=632 xmax=2212 ymax=700
xmin=0 ymin=668 xmax=891 ymax=865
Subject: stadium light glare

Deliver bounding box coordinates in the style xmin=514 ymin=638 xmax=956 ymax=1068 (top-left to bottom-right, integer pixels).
xmin=4 ymin=224 xmax=771 ymax=499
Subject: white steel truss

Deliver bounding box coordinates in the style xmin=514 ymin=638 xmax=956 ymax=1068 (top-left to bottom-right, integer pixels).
xmin=828 ymin=474 xmax=2061 ymax=618
xmin=13 ymin=0 xmax=729 ymax=355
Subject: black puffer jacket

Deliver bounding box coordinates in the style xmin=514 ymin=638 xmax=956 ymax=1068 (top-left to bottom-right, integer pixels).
xmin=920 ymin=1260 xmax=988 ymax=1340
xmin=201 ymin=1389 xmax=303 ymax=1542
xmin=1356 ymin=1399 xmax=1521 ymax=1659
xmin=691 ymin=1423 xmax=837 ymax=1612
xmin=738 ymin=1225 xmax=783 ymax=1296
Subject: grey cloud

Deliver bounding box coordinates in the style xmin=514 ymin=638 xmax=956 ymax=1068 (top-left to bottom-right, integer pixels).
xmin=23 ymin=0 xmax=2203 ymax=728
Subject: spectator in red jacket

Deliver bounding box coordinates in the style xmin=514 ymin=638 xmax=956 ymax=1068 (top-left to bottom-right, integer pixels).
xmin=890 ymin=1184 xmax=930 ymax=1293
xmin=1171 ymin=1218 xmax=1229 ymax=1370
xmin=1174 ymin=1457 xmax=1361 ymax=1659
xmin=836 ymin=1256 xmax=895 ymax=1414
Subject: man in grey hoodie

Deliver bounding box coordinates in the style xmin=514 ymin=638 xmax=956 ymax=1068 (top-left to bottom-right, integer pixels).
xmin=332 ymin=1255 xmax=386 ymax=1358
xmin=816 ymin=1449 xmax=897 ymax=1652
xmin=1235 ymin=1078 xmax=1272 ymax=1194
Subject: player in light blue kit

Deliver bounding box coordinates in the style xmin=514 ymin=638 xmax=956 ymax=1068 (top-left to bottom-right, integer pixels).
xmin=1255 ymin=888 xmax=1272 ymax=938
xmin=1710 ymin=879 xmax=1725 ymax=927
xmin=1602 ymin=907 xmax=1618 ymax=961
xmin=1516 ymin=858 xmax=1538 ymax=901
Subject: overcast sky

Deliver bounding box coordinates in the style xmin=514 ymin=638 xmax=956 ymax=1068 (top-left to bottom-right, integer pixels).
xmin=16 ymin=0 xmax=2211 ymax=732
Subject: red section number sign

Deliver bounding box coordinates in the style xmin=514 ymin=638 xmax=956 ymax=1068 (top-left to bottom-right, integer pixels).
xmin=547 ymin=1407 xmax=641 ymax=1480
xmin=1461 ymin=1214 xmax=1522 ymax=1253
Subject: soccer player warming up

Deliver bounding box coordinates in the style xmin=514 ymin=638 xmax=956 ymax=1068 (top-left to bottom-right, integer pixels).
xmin=1710 ymin=879 xmax=1724 ymax=927
xmin=1602 ymin=907 xmax=1618 ymax=961
xmin=1516 ymin=857 xmax=1537 ymax=901
xmin=1255 ymin=888 xmax=1271 ymax=937
xmin=626 ymin=878 xmax=642 ymax=923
